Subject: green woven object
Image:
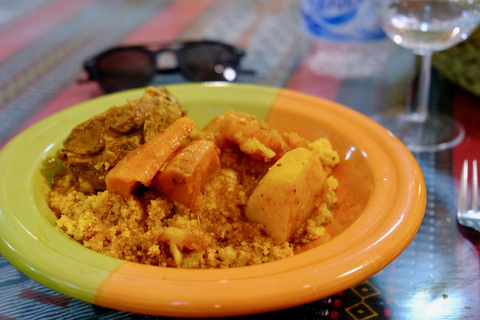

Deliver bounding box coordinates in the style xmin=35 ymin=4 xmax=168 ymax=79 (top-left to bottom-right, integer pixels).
xmin=433 ymin=27 xmax=480 ymax=96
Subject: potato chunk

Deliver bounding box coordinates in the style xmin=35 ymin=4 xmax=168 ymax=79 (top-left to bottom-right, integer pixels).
xmin=245 ymin=147 xmax=327 ymax=244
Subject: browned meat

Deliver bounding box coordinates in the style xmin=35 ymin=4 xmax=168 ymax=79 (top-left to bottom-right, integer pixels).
xmin=58 ymin=86 xmax=187 ymax=194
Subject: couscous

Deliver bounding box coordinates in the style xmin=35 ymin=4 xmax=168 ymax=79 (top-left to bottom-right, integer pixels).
xmin=47 ymin=86 xmax=340 ymax=269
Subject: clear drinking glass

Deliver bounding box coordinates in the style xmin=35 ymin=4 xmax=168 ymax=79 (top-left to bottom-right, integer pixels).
xmin=371 ymin=0 xmax=480 ymax=152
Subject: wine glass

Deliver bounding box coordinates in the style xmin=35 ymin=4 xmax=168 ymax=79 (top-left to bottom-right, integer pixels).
xmin=371 ymin=0 xmax=480 ymax=152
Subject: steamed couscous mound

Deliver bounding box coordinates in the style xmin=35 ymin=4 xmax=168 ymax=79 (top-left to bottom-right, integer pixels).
xmin=47 ymin=87 xmax=340 ymax=269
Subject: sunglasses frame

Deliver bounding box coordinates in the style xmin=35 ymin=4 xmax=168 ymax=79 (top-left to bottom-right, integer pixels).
xmin=83 ymin=40 xmax=246 ymax=93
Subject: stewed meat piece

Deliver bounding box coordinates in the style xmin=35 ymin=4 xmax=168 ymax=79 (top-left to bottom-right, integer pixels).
xmin=58 ymin=86 xmax=186 ymax=194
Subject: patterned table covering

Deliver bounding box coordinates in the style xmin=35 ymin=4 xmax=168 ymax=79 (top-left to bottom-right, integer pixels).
xmin=1 ymin=1 xmax=480 ymax=319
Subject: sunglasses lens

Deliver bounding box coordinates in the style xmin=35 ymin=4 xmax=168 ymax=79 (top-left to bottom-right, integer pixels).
xmin=95 ymin=49 xmax=154 ymax=92
xmin=181 ymin=43 xmax=242 ymax=81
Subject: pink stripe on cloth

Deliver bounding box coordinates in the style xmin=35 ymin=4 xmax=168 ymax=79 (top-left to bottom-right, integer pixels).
xmin=285 ymin=63 xmax=342 ymax=101
xmin=0 ymin=0 xmax=100 ymax=62
xmin=122 ymin=0 xmax=218 ymax=44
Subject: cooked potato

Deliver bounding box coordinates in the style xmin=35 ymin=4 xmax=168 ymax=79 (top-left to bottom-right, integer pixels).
xmin=245 ymin=147 xmax=327 ymax=244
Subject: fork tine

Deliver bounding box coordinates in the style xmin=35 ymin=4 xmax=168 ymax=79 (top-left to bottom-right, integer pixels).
xmin=458 ymin=159 xmax=468 ymax=214
xmin=472 ymin=160 xmax=478 ymax=212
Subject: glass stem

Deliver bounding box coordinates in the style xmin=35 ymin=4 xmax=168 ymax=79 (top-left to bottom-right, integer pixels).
xmin=409 ymin=52 xmax=432 ymax=122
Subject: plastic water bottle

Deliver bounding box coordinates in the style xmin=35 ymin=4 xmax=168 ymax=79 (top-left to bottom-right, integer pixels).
xmin=301 ymin=0 xmax=390 ymax=78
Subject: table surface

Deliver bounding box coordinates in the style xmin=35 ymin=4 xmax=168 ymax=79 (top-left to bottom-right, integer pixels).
xmin=1 ymin=1 xmax=480 ymax=319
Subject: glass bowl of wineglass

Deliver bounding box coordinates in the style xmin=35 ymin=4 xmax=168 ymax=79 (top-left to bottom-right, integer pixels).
xmin=371 ymin=0 xmax=480 ymax=152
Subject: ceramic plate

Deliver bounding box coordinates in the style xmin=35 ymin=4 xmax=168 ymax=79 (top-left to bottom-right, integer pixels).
xmin=0 ymin=83 xmax=426 ymax=317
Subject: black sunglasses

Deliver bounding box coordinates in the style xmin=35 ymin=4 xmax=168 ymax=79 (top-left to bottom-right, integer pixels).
xmin=82 ymin=40 xmax=247 ymax=93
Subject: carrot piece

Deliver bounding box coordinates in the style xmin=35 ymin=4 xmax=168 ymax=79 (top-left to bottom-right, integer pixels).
xmin=105 ymin=117 xmax=196 ymax=198
xmin=151 ymin=139 xmax=220 ymax=209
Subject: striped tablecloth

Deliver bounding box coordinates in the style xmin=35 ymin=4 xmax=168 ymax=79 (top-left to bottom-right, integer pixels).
xmin=1 ymin=1 xmax=480 ymax=319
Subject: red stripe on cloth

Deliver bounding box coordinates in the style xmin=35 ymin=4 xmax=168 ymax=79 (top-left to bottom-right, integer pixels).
xmin=284 ymin=43 xmax=342 ymax=100
xmin=23 ymin=82 xmax=103 ymax=129
xmin=284 ymin=63 xmax=342 ymax=101
xmin=24 ymin=0 xmax=218 ymax=129
xmin=452 ymin=88 xmax=480 ymax=189
xmin=19 ymin=288 xmax=72 ymax=308
xmin=122 ymin=0 xmax=218 ymax=44
xmin=0 ymin=0 xmax=100 ymax=61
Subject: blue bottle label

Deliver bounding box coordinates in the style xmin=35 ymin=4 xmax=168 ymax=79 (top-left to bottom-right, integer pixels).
xmin=301 ymin=0 xmax=386 ymax=41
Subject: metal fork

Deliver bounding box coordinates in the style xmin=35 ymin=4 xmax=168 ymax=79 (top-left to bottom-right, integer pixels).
xmin=457 ymin=159 xmax=480 ymax=232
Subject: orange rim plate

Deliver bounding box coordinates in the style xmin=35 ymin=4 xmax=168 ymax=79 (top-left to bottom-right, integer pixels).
xmin=0 ymin=83 xmax=426 ymax=317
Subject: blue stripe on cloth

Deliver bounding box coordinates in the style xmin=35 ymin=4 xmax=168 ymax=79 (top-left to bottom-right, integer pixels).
xmin=0 ymin=0 xmax=56 ymax=32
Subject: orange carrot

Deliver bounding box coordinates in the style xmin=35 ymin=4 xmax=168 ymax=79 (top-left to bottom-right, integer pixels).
xmin=106 ymin=117 xmax=196 ymax=198
xmin=151 ymin=139 xmax=220 ymax=209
